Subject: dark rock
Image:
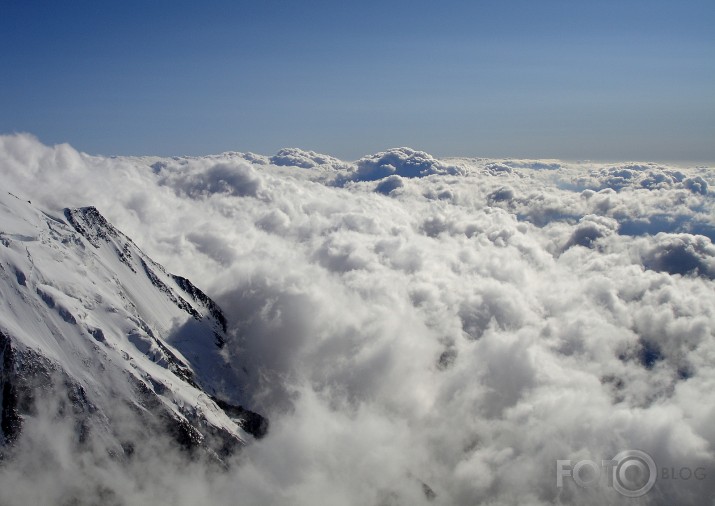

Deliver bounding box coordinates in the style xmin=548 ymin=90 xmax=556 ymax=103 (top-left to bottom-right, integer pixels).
xmin=210 ymin=396 xmax=269 ymax=439
xmin=172 ymin=274 xmax=228 ymax=336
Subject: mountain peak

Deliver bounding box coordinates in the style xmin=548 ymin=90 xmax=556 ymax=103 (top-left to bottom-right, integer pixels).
xmin=0 ymin=194 xmax=266 ymax=462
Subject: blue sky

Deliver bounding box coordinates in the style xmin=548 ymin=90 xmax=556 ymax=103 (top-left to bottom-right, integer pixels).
xmin=1 ymin=0 xmax=714 ymax=162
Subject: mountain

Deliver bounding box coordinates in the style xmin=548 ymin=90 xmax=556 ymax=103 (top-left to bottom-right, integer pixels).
xmin=0 ymin=191 xmax=266 ymax=463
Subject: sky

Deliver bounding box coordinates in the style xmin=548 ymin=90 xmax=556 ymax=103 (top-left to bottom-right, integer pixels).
xmin=1 ymin=0 xmax=714 ymax=162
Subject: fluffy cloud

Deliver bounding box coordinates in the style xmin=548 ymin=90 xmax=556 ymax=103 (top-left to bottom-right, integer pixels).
xmin=350 ymin=147 xmax=465 ymax=181
xmin=156 ymin=160 xmax=265 ymax=198
xmin=270 ymin=147 xmax=350 ymax=169
xmin=640 ymin=233 xmax=715 ymax=278
xmin=1 ymin=133 xmax=715 ymax=505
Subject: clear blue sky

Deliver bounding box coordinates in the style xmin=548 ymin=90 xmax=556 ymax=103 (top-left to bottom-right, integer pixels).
xmin=1 ymin=0 xmax=714 ymax=162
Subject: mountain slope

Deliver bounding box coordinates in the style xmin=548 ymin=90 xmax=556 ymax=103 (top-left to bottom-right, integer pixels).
xmin=0 ymin=191 xmax=265 ymax=460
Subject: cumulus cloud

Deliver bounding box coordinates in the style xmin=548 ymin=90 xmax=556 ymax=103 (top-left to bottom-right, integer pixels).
xmin=270 ymin=147 xmax=350 ymax=169
xmin=156 ymin=160 xmax=265 ymax=198
xmin=350 ymin=147 xmax=465 ymax=181
xmin=562 ymin=163 xmax=709 ymax=196
xmin=374 ymin=175 xmax=405 ymax=195
xmin=487 ymin=185 xmax=515 ymax=203
xmin=684 ymin=176 xmax=709 ymax=195
xmin=640 ymin=233 xmax=715 ymax=278
xmin=563 ymin=214 xmax=619 ymax=250
xmin=1 ymin=134 xmax=715 ymax=505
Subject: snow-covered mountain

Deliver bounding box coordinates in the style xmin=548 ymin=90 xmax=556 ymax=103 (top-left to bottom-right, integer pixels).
xmin=0 ymin=191 xmax=266 ymax=462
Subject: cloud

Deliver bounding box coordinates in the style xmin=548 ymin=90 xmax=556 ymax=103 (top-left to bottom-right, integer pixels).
xmin=270 ymin=147 xmax=349 ymax=169
xmin=350 ymin=147 xmax=465 ymax=181
xmin=155 ymin=160 xmax=264 ymax=198
xmin=1 ymin=133 xmax=715 ymax=504
xmin=640 ymin=233 xmax=715 ymax=278
xmin=374 ymin=175 xmax=405 ymax=195
xmin=684 ymin=176 xmax=709 ymax=195
xmin=563 ymin=215 xmax=619 ymax=250
xmin=498 ymin=159 xmax=564 ymax=171
xmin=563 ymin=163 xmax=709 ymax=195
xmin=487 ymin=186 xmax=515 ymax=203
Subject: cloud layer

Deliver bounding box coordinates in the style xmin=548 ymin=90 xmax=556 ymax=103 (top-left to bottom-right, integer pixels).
xmin=1 ymin=134 xmax=714 ymax=505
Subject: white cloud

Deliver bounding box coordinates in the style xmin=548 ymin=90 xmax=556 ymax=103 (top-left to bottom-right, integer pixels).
xmin=270 ymin=147 xmax=350 ymax=169
xmin=1 ymin=133 xmax=715 ymax=504
xmin=350 ymin=147 xmax=465 ymax=181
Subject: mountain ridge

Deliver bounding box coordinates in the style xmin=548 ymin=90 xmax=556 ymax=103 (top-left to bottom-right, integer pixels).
xmin=0 ymin=192 xmax=266 ymax=462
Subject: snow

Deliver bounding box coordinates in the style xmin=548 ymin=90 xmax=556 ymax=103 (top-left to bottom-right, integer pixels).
xmin=0 ymin=191 xmax=249 ymax=444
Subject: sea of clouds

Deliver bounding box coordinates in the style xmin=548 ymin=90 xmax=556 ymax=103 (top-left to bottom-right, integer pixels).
xmin=1 ymin=133 xmax=714 ymax=505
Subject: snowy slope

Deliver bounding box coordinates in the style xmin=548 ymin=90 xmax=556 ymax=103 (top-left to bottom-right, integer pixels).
xmin=0 ymin=191 xmax=265 ymax=458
